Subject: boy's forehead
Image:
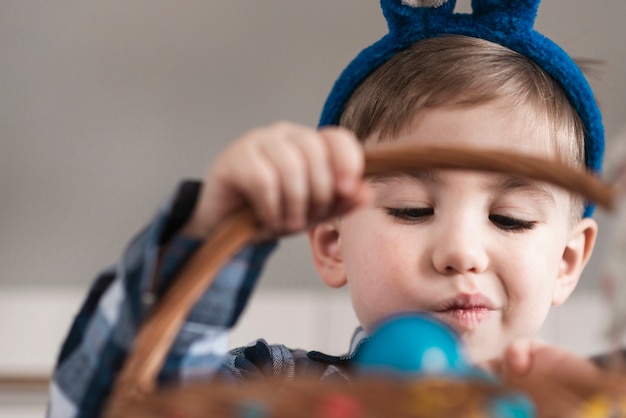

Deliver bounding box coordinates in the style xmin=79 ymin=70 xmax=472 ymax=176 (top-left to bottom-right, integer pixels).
xmin=364 ymin=100 xmax=556 ymax=157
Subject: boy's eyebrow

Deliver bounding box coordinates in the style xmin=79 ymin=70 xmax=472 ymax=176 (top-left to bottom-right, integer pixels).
xmin=368 ymin=169 xmax=442 ymax=185
xmin=490 ymin=174 xmax=556 ymax=204
xmin=368 ymin=170 xmax=556 ymax=203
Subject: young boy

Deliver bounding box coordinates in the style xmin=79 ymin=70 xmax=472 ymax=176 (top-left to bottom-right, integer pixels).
xmin=49 ymin=1 xmax=610 ymax=416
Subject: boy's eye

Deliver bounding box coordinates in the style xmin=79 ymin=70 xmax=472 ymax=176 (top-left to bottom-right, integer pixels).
xmin=489 ymin=214 xmax=537 ymax=232
xmin=385 ymin=207 xmax=434 ymax=223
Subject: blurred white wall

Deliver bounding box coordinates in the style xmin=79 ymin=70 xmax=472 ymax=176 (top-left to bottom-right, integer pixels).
xmin=0 ymin=1 xmax=625 ymax=397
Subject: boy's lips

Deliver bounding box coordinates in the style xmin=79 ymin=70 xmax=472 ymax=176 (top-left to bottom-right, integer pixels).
xmin=430 ymin=293 xmax=496 ymax=332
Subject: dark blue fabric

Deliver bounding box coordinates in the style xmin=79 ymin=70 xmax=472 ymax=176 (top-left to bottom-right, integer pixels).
xmin=77 ymin=342 xmax=126 ymax=418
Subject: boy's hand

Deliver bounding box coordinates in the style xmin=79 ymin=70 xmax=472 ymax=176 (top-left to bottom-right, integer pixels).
xmin=181 ymin=122 xmax=371 ymax=240
xmin=487 ymin=339 xmax=624 ymax=401
xmin=497 ymin=339 xmax=601 ymax=385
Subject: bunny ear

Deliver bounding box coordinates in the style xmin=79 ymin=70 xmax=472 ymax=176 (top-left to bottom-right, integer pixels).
xmin=471 ymin=0 xmax=540 ymax=32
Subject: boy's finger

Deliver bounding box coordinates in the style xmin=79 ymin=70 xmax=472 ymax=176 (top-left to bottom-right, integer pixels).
xmin=229 ymin=143 xmax=283 ymax=231
xmin=286 ymin=129 xmax=334 ymax=222
xmin=259 ymin=133 xmax=310 ymax=231
xmin=503 ymin=338 xmax=533 ymax=376
xmin=319 ymin=127 xmax=365 ymax=197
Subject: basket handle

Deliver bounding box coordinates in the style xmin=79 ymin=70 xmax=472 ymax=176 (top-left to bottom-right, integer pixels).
xmin=108 ymin=144 xmax=616 ymax=406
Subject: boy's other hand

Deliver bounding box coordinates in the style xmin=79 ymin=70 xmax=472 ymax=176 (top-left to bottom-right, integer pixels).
xmin=487 ymin=339 xmax=621 ymax=399
xmin=499 ymin=339 xmax=599 ymax=378
xmin=181 ymin=122 xmax=371 ymax=240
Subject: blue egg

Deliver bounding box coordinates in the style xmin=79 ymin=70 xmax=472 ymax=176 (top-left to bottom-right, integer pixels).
xmin=353 ymin=313 xmax=536 ymax=418
xmin=354 ymin=313 xmax=469 ymax=377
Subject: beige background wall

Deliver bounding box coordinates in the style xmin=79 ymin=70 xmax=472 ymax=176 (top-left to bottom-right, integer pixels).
xmin=0 ymin=3 xmax=625 ymax=414
xmin=0 ymin=2 xmax=625 ymax=291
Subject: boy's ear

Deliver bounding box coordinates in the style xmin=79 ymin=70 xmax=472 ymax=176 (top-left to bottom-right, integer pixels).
xmin=307 ymin=219 xmax=347 ymax=288
xmin=552 ymin=217 xmax=598 ymax=306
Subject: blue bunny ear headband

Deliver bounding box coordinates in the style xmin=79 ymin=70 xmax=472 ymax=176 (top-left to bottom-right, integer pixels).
xmin=319 ymin=0 xmax=604 ymax=217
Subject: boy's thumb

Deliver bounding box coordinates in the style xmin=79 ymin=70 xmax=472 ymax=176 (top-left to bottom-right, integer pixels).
xmin=502 ymin=338 xmax=534 ymax=377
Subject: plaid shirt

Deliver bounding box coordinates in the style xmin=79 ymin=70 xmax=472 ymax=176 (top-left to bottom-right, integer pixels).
xmin=48 ymin=181 xmax=365 ymax=418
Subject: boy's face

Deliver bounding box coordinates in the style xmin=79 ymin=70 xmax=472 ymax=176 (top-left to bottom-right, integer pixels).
xmin=310 ymin=99 xmax=597 ymax=362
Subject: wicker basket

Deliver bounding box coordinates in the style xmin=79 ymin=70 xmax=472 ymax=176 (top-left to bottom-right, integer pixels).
xmin=104 ymin=145 xmax=624 ymax=418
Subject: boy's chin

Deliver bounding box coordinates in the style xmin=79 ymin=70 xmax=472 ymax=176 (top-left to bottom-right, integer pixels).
xmin=460 ymin=334 xmax=507 ymax=366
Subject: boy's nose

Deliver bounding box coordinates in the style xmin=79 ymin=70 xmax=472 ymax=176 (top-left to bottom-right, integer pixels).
xmin=431 ymin=222 xmax=489 ymax=275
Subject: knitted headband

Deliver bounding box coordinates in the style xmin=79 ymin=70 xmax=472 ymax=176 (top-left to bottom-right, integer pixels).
xmin=319 ymin=0 xmax=604 ymax=217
